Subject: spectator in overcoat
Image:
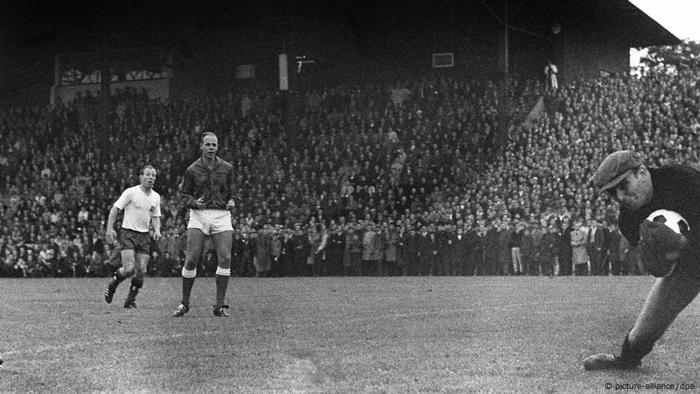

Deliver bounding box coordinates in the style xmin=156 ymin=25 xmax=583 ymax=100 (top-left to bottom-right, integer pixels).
xmin=571 ymin=218 xmax=589 ymax=276
xmin=344 ymin=225 xmax=362 ymax=276
xmin=540 ymin=223 xmax=559 ymax=276
xmin=606 ymin=221 xmax=623 ymax=276
xmin=326 ymin=222 xmax=345 ymax=276
xmin=383 ymin=222 xmax=399 ymax=276
xmin=496 ymin=220 xmax=512 ymax=275
xmin=558 ymin=216 xmax=573 ymax=276
xmin=587 ymin=218 xmax=608 ymax=275
xmin=255 ymin=225 xmax=273 ymax=277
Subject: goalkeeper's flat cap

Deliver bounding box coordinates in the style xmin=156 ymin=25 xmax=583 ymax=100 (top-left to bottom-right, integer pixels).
xmin=592 ymin=150 xmax=643 ymax=194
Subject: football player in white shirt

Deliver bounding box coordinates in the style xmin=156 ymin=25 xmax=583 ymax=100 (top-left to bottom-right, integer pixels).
xmin=104 ymin=165 xmax=162 ymax=308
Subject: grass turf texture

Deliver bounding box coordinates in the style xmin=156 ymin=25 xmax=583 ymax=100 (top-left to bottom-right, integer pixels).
xmin=0 ymin=276 xmax=698 ymax=393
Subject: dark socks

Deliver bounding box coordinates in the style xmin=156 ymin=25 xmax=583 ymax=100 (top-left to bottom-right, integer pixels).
xmin=181 ymin=277 xmax=195 ymax=307
xmin=215 ymin=274 xmax=229 ymax=306
xmin=126 ymin=277 xmax=143 ymax=302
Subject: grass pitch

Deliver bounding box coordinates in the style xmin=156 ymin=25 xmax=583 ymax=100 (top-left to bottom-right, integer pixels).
xmin=0 ymin=276 xmax=698 ymax=393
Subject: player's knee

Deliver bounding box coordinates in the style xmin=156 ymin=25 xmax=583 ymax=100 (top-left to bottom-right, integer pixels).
xmin=218 ymin=251 xmax=232 ymax=264
xmin=133 ymin=268 xmax=145 ymax=280
xmin=122 ymin=267 xmax=135 ymax=277
xmin=184 ymin=256 xmax=198 ymax=270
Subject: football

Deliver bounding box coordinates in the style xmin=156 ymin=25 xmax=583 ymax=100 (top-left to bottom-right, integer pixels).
xmin=646 ymin=209 xmax=689 ymax=234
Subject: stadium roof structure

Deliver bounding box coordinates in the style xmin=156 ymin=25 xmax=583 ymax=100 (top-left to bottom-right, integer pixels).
xmin=0 ymin=0 xmax=681 ymax=53
xmin=546 ymin=0 xmax=680 ymax=47
xmin=0 ymin=0 xmax=683 ymax=105
xmin=325 ymin=0 xmax=680 ymax=45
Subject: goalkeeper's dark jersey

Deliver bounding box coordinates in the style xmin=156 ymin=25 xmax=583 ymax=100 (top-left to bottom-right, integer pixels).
xmin=619 ymin=165 xmax=700 ymax=248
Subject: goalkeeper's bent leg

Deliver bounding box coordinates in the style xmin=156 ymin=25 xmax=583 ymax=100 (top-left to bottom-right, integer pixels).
xmin=629 ymin=273 xmax=700 ymax=345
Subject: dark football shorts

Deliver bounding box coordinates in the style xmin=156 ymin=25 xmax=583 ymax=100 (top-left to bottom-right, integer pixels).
xmin=120 ymin=228 xmax=151 ymax=255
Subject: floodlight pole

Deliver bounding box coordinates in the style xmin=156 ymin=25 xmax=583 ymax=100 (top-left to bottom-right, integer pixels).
xmin=499 ymin=0 xmax=510 ymax=156
xmin=504 ymin=0 xmax=509 ymax=80
xmin=99 ymin=53 xmax=111 ymax=148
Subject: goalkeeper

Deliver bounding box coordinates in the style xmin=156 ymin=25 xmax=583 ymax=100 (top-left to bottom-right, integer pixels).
xmin=584 ymin=150 xmax=700 ymax=370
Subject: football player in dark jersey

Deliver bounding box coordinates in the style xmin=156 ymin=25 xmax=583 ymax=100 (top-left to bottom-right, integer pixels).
xmin=173 ymin=132 xmax=238 ymax=318
xmin=584 ymin=150 xmax=700 ymax=370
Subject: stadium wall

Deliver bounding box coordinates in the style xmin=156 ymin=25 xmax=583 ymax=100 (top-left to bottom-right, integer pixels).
xmin=54 ymin=79 xmax=171 ymax=104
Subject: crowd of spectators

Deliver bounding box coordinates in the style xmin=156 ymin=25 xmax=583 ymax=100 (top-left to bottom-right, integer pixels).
xmin=1 ymin=68 xmax=699 ymax=278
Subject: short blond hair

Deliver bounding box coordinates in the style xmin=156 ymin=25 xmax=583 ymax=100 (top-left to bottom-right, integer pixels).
xmin=140 ymin=165 xmax=156 ymax=175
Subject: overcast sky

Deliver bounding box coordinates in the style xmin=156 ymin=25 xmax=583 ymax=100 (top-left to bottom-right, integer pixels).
xmin=630 ymin=0 xmax=700 ymax=41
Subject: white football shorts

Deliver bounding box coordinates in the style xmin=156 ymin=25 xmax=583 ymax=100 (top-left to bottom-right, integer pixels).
xmin=187 ymin=209 xmax=233 ymax=235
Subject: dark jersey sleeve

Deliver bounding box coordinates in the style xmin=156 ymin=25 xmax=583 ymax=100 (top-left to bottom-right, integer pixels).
xmin=178 ymin=166 xmax=198 ymax=209
xmin=226 ymin=163 xmax=237 ymax=202
xmin=619 ymin=209 xmax=640 ymax=247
